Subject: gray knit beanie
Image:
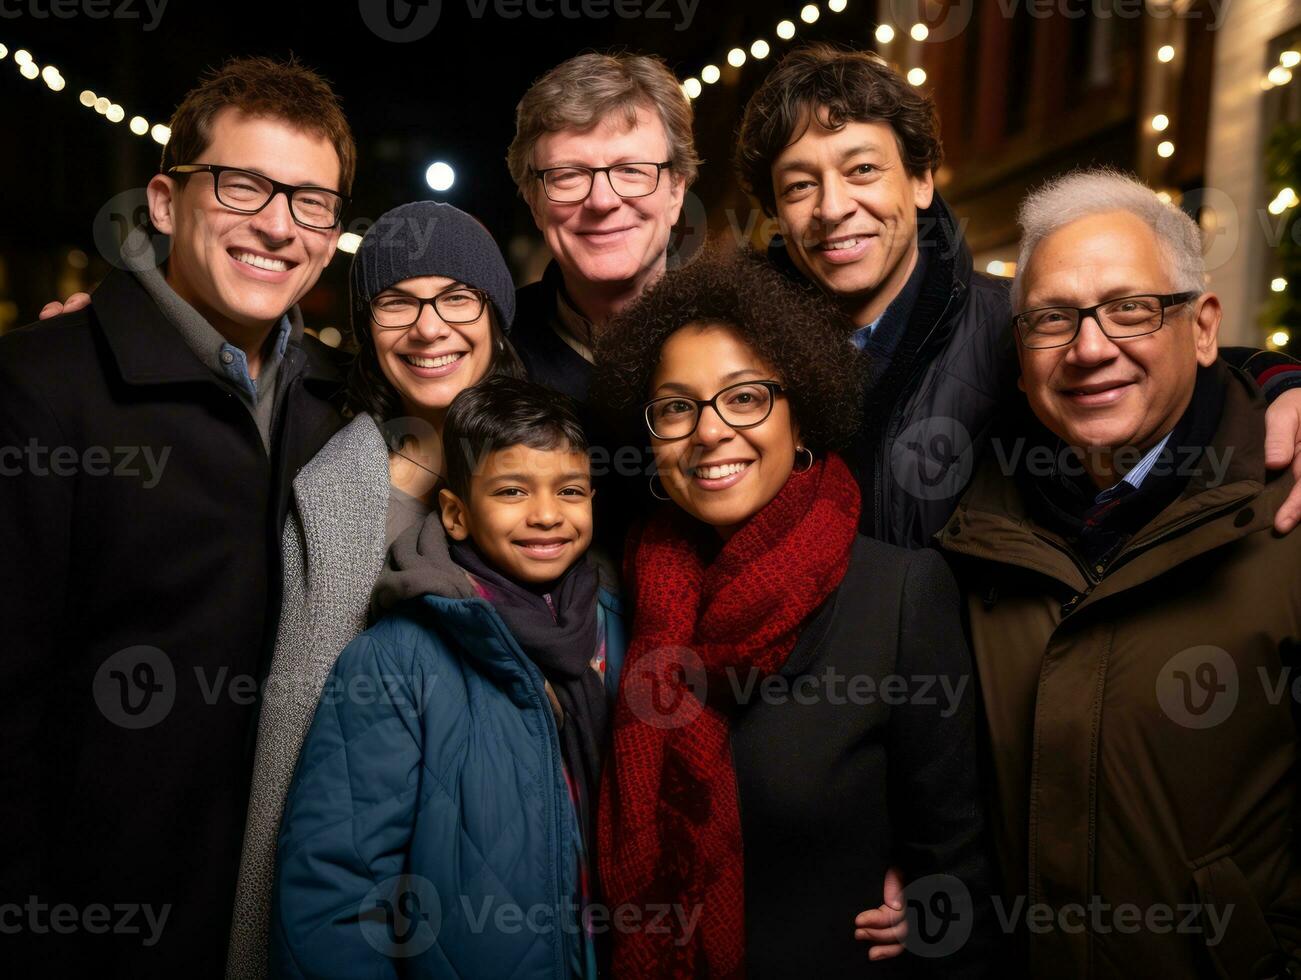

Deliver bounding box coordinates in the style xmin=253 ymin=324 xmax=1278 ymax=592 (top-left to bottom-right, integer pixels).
xmin=350 ymin=201 xmax=517 ymax=330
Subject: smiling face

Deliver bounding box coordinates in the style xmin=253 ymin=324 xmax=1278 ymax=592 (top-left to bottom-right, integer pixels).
xmin=370 ymin=275 xmax=497 ymax=420
xmin=527 ymin=104 xmax=685 ymax=298
xmin=1016 ymin=210 xmax=1220 ymax=483
xmin=649 ymin=323 xmax=801 ymax=537
xmin=772 ymin=118 xmax=933 ymax=326
xmin=440 ymin=443 xmax=594 ymax=585
xmin=148 ymin=108 xmax=342 ymax=341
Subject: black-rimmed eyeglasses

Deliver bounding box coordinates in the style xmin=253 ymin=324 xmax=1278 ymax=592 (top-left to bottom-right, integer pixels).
xmin=643 ymin=381 xmax=785 ymax=440
xmin=532 ymin=161 xmax=673 ymax=204
xmin=1013 ymin=291 xmax=1201 ymax=350
xmin=167 ymin=164 xmax=348 ymax=229
xmin=370 ymin=284 xmax=489 ymax=329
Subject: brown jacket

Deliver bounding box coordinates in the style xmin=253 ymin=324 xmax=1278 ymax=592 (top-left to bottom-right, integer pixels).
xmin=937 ymin=364 xmax=1301 ymax=979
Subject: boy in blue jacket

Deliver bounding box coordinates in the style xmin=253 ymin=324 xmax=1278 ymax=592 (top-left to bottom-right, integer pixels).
xmin=271 ymin=376 xmax=624 ymax=979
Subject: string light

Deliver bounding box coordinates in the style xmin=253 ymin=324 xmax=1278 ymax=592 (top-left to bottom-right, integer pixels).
xmin=875 ymin=24 xmax=895 ymax=43
xmin=1268 ymin=66 xmax=1293 ymax=86
xmin=910 ymin=23 xmax=929 ymax=41
xmin=828 ymin=0 xmax=847 ymax=11
xmin=1157 ymin=44 xmax=1175 ymax=63
xmin=1272 ymin=277 xmax=1289 ymax=293
xmin=1282 ymin=51 xmax=1300 ymax=69
xmin=682 ymin=77 xmax=702 ymax=100
xmin=1269 ymin=330 xmax=1291 ymax=348
xmin=751 ymin=39 xmax=771 ymax=59
xmin=727 ymin=47 xmax=746 ymax=68
xmin=800 ymin=4 xmax=820 ymax=24
xmin=1151 ymin=113 xmax=1169 ymax=132
xmin=1156 ymin=140 xmax=1174 ymax=158
xmin=337 ymin=233 xmax=363 ymax=255
xmin=681 ymin=5 xmax=833 ymax=100
xmin=1268 ymin=187 xmax=1299 ymax=216
xmin=7 ymin=43 xmax=167 ymax=143
xmin=701 ymin=64 xmax=721 ymax=84
xmin=907 ymin=67 xmax=927 ymax=86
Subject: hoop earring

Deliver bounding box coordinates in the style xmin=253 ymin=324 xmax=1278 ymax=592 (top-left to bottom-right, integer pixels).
xmin=794 ymin=446 xmax=814 ymax=473
xmin=648 ymin=473 xmax=672 ymax=501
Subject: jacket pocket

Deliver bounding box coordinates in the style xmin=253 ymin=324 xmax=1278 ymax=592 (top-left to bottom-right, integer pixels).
xmin=1191 ymin=853 xmax=1283 ymax=979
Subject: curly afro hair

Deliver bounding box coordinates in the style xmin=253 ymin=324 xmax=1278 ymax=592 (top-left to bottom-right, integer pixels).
xmin=592 ymin=243 xmax=866 ymax=453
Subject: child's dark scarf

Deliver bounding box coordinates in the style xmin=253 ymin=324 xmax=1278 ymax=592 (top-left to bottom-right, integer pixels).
xmin=598 ymin=454 xmax=861 ymax=978
xmin=449 ymin=540 xmax=608 ymax=854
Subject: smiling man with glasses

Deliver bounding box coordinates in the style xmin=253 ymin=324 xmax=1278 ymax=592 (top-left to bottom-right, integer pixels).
xmin=928 ymin=170 xmax=1301 ymax=978
xmin=508 ymin=52 xmax=698 ymax=403
xmin=0 ymin=56 xmax=352 ymax=978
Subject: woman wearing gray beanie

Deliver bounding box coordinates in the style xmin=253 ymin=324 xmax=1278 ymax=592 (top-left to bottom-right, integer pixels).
xmin=225 ymin=201 xmax=524 ymax=978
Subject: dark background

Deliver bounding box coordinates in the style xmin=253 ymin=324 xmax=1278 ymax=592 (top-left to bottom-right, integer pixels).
xmin=1 ymin=1 xmax=1296 ymax=351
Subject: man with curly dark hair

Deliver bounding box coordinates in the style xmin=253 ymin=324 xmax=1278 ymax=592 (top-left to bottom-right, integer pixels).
xmin=736 ymin=43 xmax=1301 ymax=548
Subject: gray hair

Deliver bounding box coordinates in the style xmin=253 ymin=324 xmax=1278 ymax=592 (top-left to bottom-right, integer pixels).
xmin=1011 ymin=168 xmax=1205 ymax=309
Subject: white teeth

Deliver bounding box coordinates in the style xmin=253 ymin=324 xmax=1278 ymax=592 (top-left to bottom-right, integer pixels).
xmin=694 ymin=462 xmax=749 ymax=480
xmin=404 ymin=352 xmax=463 ymax=369
xmin=233 ymin=251 xmax=289 ymax=272
xmin=822 ymin=238 xmax=861 ymax=251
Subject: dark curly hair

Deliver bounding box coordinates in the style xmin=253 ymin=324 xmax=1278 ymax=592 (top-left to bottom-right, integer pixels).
xmin=592 ymin=243 xmax=866 ymax=453
xmin=735 ymin=43 xmax=942 ymax=217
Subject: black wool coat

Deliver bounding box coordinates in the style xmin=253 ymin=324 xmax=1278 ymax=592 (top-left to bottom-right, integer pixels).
xmin=0 ymin=269 xmax=345 ymax=978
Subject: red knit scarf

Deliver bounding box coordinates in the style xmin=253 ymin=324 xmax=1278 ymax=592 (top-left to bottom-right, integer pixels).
xmin=598 ymin=454 xmax=861 ymax=978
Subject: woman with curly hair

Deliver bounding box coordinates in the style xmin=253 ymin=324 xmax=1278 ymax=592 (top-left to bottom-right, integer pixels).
xmin=593 ymin=245 xmax=994 ymax=978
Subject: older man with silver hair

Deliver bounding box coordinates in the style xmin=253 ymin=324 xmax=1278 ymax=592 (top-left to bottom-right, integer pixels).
xmin=930 ymin=168 xmax=1301 ymax=978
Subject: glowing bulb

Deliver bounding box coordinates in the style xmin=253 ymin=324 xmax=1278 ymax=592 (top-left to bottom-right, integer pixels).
xmin=911 ymin=22 xmax=929 ymax=41
xmin=776 ymin=20 xmax=796 ymax=40
xmin=1151 ymin=113 xmax=1169 ymax=131
xmin=0 ymin=44 xmax=8 ymax=60
xmin=130 ymin=115 xmax=149 ymax=135
xmin=14 ymin=49 xmax=32 ymax=67
xmin=1157 ymin=45 xmax=1175 ymax=63
xmin=701 ymin=64 xmax=720 ymax=84
xmin=727 ymin=48 xmax=746 ymax=68
xmin=337 ymin=233 xmax=363 ymax=254
xmin=1269 ymin=330 xmax=1291 ymax=348
xmin=1156 ymin=140 xmax=1174 ymax=158
xmin=682 ymin=77 xmax=702 ymax=99
xmin=19 ymin=61 xmax=38 ymax=80
xmin=875 ymin=24 xmax=895 ymax=43
xmin=751 ymin=40 xmax=770 ymax=59
xmin=106 ymin=104 xmax=125 ymax=123
xmin=1272 ymin=277 xmax=1288 ymax=293
xmin=801 ymin=4 xmax=820 ymax=24
xmin=79 ymin=89 xmax=96 ymax=107
xmin=151 ymin=123 xmax=171 ymax=144
xmin=1268 ymin=66 xmax=1293 ymax=86
xmin=94 ymin=97 xmax=109 ymax=114
xmin=828 ymin=0 xmax=847 ymax=11
xmin=1281 ymin=51 xmax=1300 ymax=69
xmin=907 ymin=67 xmax=927 ymax=86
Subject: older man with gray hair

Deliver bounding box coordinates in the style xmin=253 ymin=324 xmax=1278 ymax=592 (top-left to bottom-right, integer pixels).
xmin=930 ymin=168 xmax=1301 ymax=978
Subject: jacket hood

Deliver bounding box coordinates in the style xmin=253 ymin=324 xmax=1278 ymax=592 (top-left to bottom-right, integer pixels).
xmin=369 ymin=510 xmax=477 ymax=618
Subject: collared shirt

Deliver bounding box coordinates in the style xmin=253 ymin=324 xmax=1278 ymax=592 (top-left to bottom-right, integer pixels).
xmin=1092 ymin=432 xmax=1173 ymax=506
xmin=553 ymin=286 xmax=596 ymax=366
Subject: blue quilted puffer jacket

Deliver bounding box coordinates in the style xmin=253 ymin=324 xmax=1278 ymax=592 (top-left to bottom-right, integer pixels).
xmin=270 ymin=588 xmax=625 ymax=979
